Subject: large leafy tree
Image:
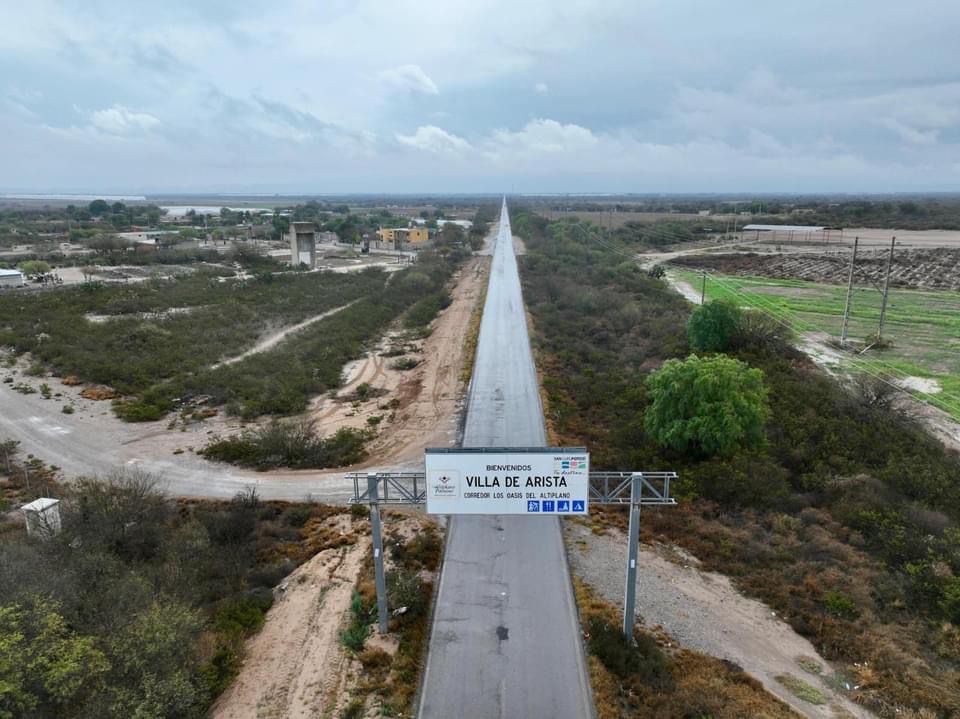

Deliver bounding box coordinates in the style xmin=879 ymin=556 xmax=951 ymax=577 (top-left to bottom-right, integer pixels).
xmin=644 ymin=354 xmax=769 ymax=457
xmin=686 ymin=299 xmax=742 ymax=352
xmin=0 ymin=598 xmax=109 ymax=718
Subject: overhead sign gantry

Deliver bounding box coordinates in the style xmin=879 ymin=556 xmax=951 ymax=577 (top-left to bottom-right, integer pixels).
xmin=350 ymin=447 xmax=676 ymax=640
xmin=424 ymin=447 xmax=589 ymax=515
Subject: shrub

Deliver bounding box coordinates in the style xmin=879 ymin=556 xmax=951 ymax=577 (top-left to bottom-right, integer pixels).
xmin=350 ymin=503 xmax=370 ymax=519
xmin=687 ymin=299 xmax=742 ymax=352
xmin=586 ymin=616 xmax=671 ymax=687
xmin=202 ymin=421 xmax=370 ymax=470
xmin=386 ymin=568 xmax=429 ymax=619
xmin=282 ymin=504 xmax=313 ymax=528
xmin=24 ymin=362 xmax=46 ymax=377
xmin=339 ymin=591 xmax=372 ymax=653
xmin=645 ymin=355 xmax=769 ymax=458
xmin=61 ymin=404 xmax=75 ymax=414
xmin=823 ymin=590 xmax=859 ymax=619
xmin=389 ymin=357 xmax=419 ymax=371
xmin=214 ymin=589 xmax=274 ymax=639
xmin=113 ymin=398 xmax=170 ymax=422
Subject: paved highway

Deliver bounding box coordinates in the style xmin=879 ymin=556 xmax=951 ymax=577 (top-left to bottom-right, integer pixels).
xmin=419 ymin=201 xmax=594 ymax=718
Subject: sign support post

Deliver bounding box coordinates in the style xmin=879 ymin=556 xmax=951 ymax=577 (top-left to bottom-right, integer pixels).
xmin=622 ymin=473 xmax=642 ymax=639
xmin=367 ymin=472 xmax=389 ymax=634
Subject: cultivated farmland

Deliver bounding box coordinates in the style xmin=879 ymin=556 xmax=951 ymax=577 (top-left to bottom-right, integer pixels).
xmin=670 ymin=267 xmax=960 ymax=421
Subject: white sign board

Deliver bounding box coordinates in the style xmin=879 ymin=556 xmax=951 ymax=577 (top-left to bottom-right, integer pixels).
xmin=424 ymin=448 xmax=589 ymax=515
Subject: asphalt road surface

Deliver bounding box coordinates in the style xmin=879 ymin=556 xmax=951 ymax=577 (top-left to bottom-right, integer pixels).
xmin=418 ymin=201 xmax=594 ymax=718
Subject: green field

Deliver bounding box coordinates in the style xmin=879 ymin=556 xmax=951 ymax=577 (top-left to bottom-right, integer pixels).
xmin=671 ymin=268 xmax=960 ymax=421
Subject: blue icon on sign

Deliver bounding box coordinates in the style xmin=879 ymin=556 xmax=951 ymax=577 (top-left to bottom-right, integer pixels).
xmin=542 ymin=500 xmax=555 ymax=512
xmin=557 ymin=500 xmax=570 ymax=512
xmin=572 ymin=500 xmax=585 ymax=512
xmin=527 ymin=501 xmax=540 ymax=512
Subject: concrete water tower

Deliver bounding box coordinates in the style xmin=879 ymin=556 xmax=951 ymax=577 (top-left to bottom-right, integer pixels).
xmin=21 ymin=497 xmax=62 ymax=538
xmin=287 ymin=222 xmax=317 ymax=268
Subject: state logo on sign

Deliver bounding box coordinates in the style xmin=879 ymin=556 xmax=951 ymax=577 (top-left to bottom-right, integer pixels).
xmin=429 ymin=470 xmax=458 ymax=498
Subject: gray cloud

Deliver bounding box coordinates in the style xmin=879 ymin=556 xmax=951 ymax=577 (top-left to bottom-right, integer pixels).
xmin=1 ymin=0 xmax=959 ymax=192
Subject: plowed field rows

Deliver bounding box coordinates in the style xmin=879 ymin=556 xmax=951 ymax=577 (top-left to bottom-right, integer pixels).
xmin=673 ymin=248 xmax=960 ymax=291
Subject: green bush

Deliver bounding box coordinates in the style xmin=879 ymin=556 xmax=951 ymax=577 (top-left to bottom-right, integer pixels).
xmin=282 ymin=505 xmax=313 ymax=528
xmin=404 ymin=290 xmax=452 ymax=329
xmin=645 ymin=355 xmax=769 ymax=458
xmin=390 ymin=357 xmax=420 ymax=370
xmin=113 ymin=398 xmax=170 ymax=422
xmin=586 ymin=617 xmax=671 ymax=687
xmin=386 ymin=568 xmax=429 ymax=619
xmin=202 ymin=421 xmax=370 ymax=470
xmin=214 ymin=589 xmax=274 ymax=639
xmin=687 ymin=299 xmax=742 ymax=352
xmin=823 ymin=590 xmax=859 ymax=619
xmin=339 ymin=591 xmax=372 ymax=653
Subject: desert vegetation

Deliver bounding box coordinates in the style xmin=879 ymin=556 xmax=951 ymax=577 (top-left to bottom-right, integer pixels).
xmin=574 ymin=580 xmax=796 ymax=719
xmin=514 ymin=208 xmax=960 ymax=717
xmin=0 ymin=452 xmax=366 ymax=718
xmin=0 ymin=245 xmax=466 ymax=422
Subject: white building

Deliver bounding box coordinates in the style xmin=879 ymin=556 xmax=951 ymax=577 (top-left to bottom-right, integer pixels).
xmin=0 ymin=269 xmax=25 ymax=288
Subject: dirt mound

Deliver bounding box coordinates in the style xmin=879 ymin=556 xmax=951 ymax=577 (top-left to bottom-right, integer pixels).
xmin=80 ymin=385 xmax=117 ymax=400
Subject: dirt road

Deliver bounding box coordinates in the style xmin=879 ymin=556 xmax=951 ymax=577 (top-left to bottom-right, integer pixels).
xmin=565 ymin=522 xmax=872 ymax=719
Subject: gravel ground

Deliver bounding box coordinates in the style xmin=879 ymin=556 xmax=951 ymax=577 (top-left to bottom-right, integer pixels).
xmin=564 ymin=520 xmax=873 ymax=719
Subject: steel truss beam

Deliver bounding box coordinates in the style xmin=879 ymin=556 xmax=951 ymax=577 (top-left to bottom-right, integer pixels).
xmin=349 ymin=470 xmax=678 ymax=506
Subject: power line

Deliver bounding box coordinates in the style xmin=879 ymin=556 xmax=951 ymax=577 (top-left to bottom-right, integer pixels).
xmin=683 ymin=267 xmax=960 ymax=418
xmin=555 ymin=214 xmax=960 ymax=419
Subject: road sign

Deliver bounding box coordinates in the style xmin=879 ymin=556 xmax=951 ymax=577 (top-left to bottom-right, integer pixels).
xmin=424 ymin=448 xmax=589 ymax=515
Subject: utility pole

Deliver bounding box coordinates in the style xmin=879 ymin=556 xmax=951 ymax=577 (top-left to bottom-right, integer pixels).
xmin=877 ymin=237 xmax=896 ymax=341
xmin=700 ymin=272 xmax=707 ymax=304
xmin=622 ymin=473 xmax=642 ymax=639
xmin=367 ymin=473 xmax=389 ymax=634
xmin=840 ymin=237 xmax=859 ymax=345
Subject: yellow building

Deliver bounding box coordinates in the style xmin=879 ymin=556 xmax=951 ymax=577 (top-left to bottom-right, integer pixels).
xmin=377 ymin=226 xmax=429 ymax=245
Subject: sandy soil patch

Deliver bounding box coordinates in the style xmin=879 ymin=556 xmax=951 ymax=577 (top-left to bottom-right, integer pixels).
xmin=664 ymin=272 xmax=703 ymax=305
xmin=895 ymin=375 xmax=942 ymax=394
xmin=564 ymin=521 xmax=872 ymax=719
xmin=211 ymin=515 xmax=369 ymax=719
xmin=84 ymin=306 xmax=200 ymax=323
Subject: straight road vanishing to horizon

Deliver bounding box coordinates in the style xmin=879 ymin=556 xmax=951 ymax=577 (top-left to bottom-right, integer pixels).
xmin=418 ymin=201 xmax=594 ymax=718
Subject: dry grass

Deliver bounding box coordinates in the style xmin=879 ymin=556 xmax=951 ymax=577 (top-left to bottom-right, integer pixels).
xmin=638 ymin=502 xmax=960 ymax=717
xmin=572 ymin=578 xmax=798 ymax=718
xmin=79 ymin=384 xmax=116 ymax=400
xmin=460 ymin=258 xmax=489 ymax=383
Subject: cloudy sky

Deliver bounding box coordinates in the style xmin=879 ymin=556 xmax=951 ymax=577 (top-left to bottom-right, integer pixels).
xmin=2 ymin=0 xmax=959 ymax=194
